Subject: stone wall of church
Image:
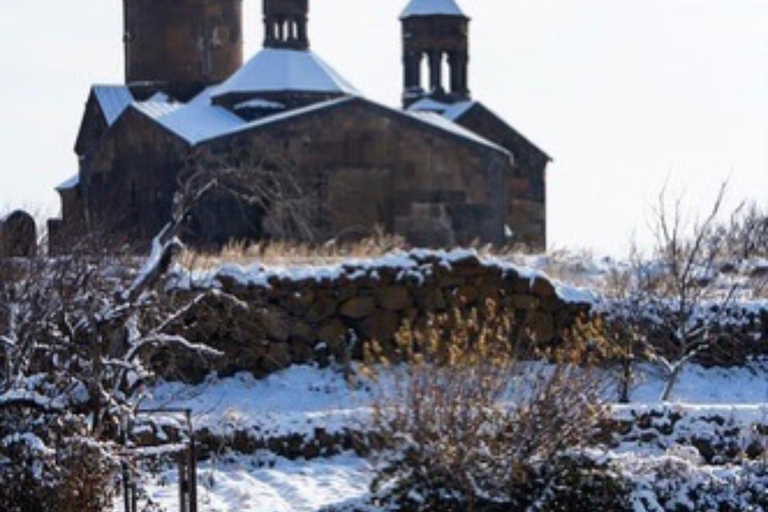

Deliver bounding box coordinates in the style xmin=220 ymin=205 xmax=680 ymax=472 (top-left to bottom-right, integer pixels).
xmin=77 ymin=109 xmax=191 ymax=243
xmin=454 ymin=106 xmax=549 ymax=249
xmin=201 ymin=100 xmax=513 ymax=247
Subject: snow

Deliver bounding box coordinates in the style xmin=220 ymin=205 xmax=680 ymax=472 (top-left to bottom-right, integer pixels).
xmin=442 ymin=100 xmax=476 ymax=121
xmin=407 ymin=111 xmax=508 ymax=154
xmin=141 ymin=360 xmax=768 ymax=444
xmin=130 ymin=453 xmax=373 ymax=512
xmin=211 ymin=96 xmax=509 ymax=156
xmin=235 ymin=98 xmax=286 ymax=111
xmin=128 ymin=360 xmax=767 ymax=512
xmin=132 ymin=101 xmax=245 ymax=145
xmin=400 ymin=0 xmax=467 ymax=19
xmin=173 ymin=248 xmax=558 ymax=300
xmin=148 ymin=91 xmax=173 ymax=103
xmin=629 ymin=362 xmax=768 ymax=405
xmin=406 ymin=98 xmax=452 ymax=113
xmin=93 ymin=85 xmax=134 ymax=125
xmin=55 ymin=174 xmax=79 ymax=191
xmin=212 ymin=49 xmax=359 ymax=99
xmin=203 ymin=96 xmax=355 ymax=142
xmin=407 ymin=98 xmax=476 ymax=122
xmin=140 ymin=366 xmax=371 ymax=438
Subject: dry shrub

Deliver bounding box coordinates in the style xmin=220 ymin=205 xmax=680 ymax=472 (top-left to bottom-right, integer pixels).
xmin=363 ymin=301 xmax=624 ymax=511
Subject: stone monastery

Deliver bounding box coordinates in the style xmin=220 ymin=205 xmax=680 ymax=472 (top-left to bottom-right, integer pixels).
xmin=49 ymin=0 xmax=550 ymax=250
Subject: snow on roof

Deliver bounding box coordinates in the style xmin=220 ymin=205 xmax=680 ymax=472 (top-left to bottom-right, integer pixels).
xmin=407 ymin=97 xmax=452 ymax=113
xmin=188 ymin=85 xmax=221 ymax=107
xmin=93 ymin=85 xmax=134 ymax=126
xmin=202 ymin=95 xmax=507 ymax=155
xmin=55 ymin=174 xmax=80 ymax=191
xmin=212 ymin=49 xmax=359 ymax=98
xmin=400 ymin=0 xmax=467 ymax=19
xmin=407 ymin=110 xmax=508 ymax=154
xmin=148 ymin=91 xmax=173 ymax=103
xmin=234 ymin=98 xmax=286 ymax=110
xmin=442 ymin=100 xmax=477 ymax=121
xmin=408 ymin=98 xmax=477 ymax=121
xmin=204 ymin=96 xmax=356 ymax=141
xmin=132 ymin=101 xmax=245 ymax=145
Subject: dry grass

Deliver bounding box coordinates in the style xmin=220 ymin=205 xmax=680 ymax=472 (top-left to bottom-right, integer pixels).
xmin=179 ymin=229 xmax=408 ymax=271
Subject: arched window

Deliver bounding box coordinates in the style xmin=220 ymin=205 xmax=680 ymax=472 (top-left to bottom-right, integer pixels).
xmin=283 ymin=20 xmax=290 ymax=41
xmin=441 ymin=52 xmax=450 ymax=93
xmin=420 ymin=52 xmax=430 ymax=92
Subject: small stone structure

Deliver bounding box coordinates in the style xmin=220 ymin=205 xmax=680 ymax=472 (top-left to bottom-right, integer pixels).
xmin=0 ymin=210 xmax=37 ymax=259
xmin=168 ymin=251 xmax=591 ymax=379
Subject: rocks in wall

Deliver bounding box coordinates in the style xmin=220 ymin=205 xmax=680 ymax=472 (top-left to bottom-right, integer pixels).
xmin=168 ymin=250 xmax=592 ymax=380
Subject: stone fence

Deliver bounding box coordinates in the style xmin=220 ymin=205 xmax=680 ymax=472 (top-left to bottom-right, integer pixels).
xmin=168 ymin=250 xmax=592 ymax=379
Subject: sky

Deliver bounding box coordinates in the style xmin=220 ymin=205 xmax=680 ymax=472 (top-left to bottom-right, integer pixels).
xmin=0 ymin=0 xmax=766 ymax=256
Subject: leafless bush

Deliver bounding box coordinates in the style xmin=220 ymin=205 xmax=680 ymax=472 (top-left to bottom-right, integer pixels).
xmin=0 ymin=151 xmax=263 ymax=509
xmin=363 ymin=302 xmax=618 ymax=511
xmin=616 ymin=183 xmax=750 ymax=400
xmin=180 ymin=138 xmax=317 ymax=248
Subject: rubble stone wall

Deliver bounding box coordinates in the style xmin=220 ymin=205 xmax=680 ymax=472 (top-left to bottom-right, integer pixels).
xmin=169 ymin=251 xmax=591 ymax=378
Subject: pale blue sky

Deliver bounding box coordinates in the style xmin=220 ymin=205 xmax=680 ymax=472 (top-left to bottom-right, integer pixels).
xmin=0 ymin=0 xmax=766 ymax=255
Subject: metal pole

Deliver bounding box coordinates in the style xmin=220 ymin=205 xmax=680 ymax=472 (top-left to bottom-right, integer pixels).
xmin=179 ymin=453 xmax=188 ymax=512
xmin=187 ymin=410 xmax=198 ymax=512
xmin=122 ymin=415 xmax=133 ymax=512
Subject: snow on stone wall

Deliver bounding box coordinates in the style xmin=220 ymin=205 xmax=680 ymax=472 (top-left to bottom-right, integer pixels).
xmin=166 ymin=249 xmax=592 ymax=379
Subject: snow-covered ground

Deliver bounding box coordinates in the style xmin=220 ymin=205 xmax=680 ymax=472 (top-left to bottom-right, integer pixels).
xmin=127 ymin=362 xmax=767 ymax=512
xmin=135 ymin=453 xmax=373 ymax=512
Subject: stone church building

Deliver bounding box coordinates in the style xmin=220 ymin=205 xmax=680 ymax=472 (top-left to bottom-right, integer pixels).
xmin=49 ymin=0 xmax=550 ymax=250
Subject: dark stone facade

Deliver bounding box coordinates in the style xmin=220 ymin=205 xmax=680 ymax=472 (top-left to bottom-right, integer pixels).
xmin=124 ymin=0 xmax=243 ymax=100
xmin=51 ymin=0 xmax=550 ymax=251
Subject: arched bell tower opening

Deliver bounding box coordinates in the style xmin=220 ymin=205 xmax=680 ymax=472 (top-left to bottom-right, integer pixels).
xmin=401 ymin=0 xmax=470 ymax=108
xmin=263 ymin=0 xmax=310 ymax=50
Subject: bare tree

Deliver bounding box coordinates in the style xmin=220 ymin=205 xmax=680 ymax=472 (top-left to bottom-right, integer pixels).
xmin=630 ymin=183 xmax=741 ymax=401
xmin=179 ymin=138 xmax=318 ymax=247
xmin=0 ymin=141 xmax=295 ymax=509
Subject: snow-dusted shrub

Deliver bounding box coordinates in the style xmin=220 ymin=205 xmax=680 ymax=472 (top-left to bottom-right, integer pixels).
xmin=0 ymin=410 xmax=118 ymax=512
xmin=628 ymin=456 xmax=768 ymax=512
xmin=363 ymin=302 xmax=621 ymax=511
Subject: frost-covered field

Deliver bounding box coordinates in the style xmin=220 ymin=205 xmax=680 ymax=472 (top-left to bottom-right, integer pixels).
xmin=127 ymin=362 xmax=767 ymax=512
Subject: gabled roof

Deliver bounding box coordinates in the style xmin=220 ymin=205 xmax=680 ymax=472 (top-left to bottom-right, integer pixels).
xmin=201 ymin=95 xmax=509 ymax=156
xmin=212 ymin=49 xmax=359 ymax=99
xmin=406 ymin=110 xmax=505 ymax=153
xmin=400 ymin=0 xmax=467 ymax=19
xmin=92 ymin=85 xmax=134 ymax=126
xmin=131 ymin=101 xmax=245 ymax=145
xmin=408 ymin=98 xmax=552 ymax=162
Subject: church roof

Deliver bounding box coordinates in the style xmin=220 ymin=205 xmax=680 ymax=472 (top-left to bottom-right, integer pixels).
xmin=202 ymin=96 xmax=508 ymax=155
xmin=400 ymin=0 xmax=467 ymax=19
xmin=92 ymin=85 xmax=134 ymax=126
xmin=132 ymin=101 xmax=245 ymax=145
xmin=212 ymin=49 xmax=358 ymax=99
xmin=407 ymin=98 xmax=477 ymax=121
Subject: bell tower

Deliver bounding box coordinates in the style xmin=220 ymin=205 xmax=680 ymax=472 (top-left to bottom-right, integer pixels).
xmin=263 ymin=0 xmax=310 ymax=50
xmin=400 ymin=0 xmax=470 ymax=108
xmin=123 ymin=0 xmax=243 ymax=99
